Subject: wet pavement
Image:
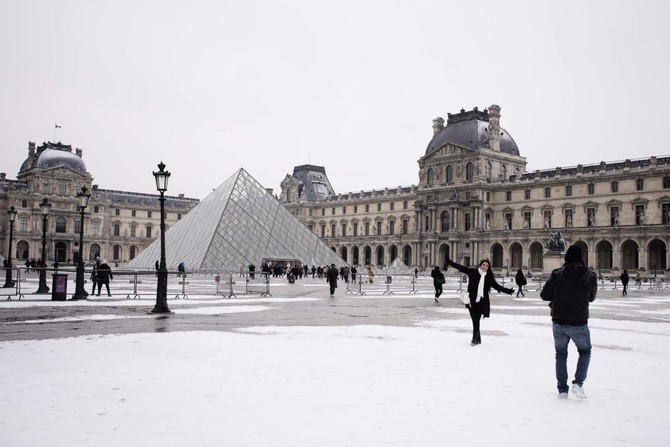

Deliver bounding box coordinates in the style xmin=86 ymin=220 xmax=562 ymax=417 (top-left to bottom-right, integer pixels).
xmin=0 ymin=273 xmax=667 ymax=342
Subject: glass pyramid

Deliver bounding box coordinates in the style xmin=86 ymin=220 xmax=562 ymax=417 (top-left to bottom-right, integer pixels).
xmin=126 ymin=168 xmax=344 ymax=272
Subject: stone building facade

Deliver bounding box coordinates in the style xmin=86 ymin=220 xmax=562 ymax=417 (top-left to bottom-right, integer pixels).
xmin=0 ymin=142 xmax=198 ymax=266
xmin=280 ymin=105 xmax=670 ymax=275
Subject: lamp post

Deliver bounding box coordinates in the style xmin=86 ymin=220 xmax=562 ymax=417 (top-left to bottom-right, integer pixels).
xmin=3 ymin=206 xmax=17 ymax=288
xmin=152 ymin=161 xmax=171 ymax=313
xmin=71 ymin=186 xmax=91 ymax=300
xmin=36 ymin=198 xmax=51 ymax=293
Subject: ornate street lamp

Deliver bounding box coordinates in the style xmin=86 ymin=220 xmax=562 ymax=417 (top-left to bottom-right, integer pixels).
xmin=2 ymin=206 xmax=17 ymax=288
xmin=71 ymin=186 xmax=91 ymax=300
xmin=36 ymin=198 xmax=51 ymax=293
xmin=152 ymin=161 xmax=171 ymax=313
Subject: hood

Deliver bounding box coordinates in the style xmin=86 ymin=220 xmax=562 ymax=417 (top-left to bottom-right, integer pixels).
xmin=563 ymin=263 xmax=593 ymax=286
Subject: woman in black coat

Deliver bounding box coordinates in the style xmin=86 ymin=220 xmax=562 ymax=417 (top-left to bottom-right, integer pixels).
xmin=619 ymin=269 xmax=629 ymax=296
xmin=447 ymin=258 xmax=514 ymax=346
xmin=431 ymin=266 xmax=445 ymax=303
xmin=515 ymin=268 xmax=527 ymax=297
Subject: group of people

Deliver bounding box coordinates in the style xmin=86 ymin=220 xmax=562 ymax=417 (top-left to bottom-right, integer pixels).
xmin=428 ymin=246 xmax=597 ymax=400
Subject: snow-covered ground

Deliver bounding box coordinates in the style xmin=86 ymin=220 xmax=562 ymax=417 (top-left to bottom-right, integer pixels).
xmin=0 ymin=280 xmax=668 ymax=446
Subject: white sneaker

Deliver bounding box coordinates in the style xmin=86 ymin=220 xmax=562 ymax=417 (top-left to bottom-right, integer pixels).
xmin=571 ymin=384 xmax=586 ymax=399
xmin=558 ymin=392 xmax=568 ymax=399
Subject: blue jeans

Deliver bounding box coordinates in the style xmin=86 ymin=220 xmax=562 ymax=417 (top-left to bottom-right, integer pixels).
xmin=553 ymin=323 xmax=591 ymax=393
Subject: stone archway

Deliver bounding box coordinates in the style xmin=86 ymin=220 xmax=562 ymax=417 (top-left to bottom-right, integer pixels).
xmin=648 ymin=239 xmax=667 ymax=271
xmin=376 ymin=246 xmax=385 ymax=266
xmin=491 ymin=243 xmax=504 ymax=269
xmin=596 ymin=240 xmax=613 ymax=271
xmin=621 ymin=240 xmax=639 ymax=270
xmin=510 ymin=242 xmax=523 ymax=269
xmin=530 ymin=242 xmax=544 ymax=270
xmin=352 ymin=246 xmax=360 ymax=266
xmin=340 ymin=246 xmax=348 ymax=263
xmin=437 ymin=243 xmax=450 ymax=269
xmin=402 ymin=245 xmax=412 ymax=266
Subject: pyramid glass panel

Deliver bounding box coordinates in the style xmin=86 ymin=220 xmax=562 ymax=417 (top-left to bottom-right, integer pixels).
xmin=127 ymin=168 xmax=344 ymax=272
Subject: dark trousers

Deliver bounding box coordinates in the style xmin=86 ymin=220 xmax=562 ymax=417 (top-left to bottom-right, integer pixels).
xmin=468 ymin=302 xmax=484 ymax=343
xmin=96 ymin=281 xmax=110 ymax=296
xmin=434 ymin=283 xmax=443 ymax=298
xmin=622 ymin=284 xmax=628 ymax=295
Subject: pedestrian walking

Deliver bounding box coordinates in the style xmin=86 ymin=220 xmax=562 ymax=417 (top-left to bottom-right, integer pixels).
xmin=515 ymin=268 xmax=527 ymax=297
xmin=91 ymin=259 xmax=100 ymax=294
xmin=620 ymin=269 xmax=629 ymax=296
xmin=326 ymin=263 xmax=339 ymax=297
xmin=446 ymin=257 xmax=514 ymax=346
xmin=540 ymin=245 xmax=597 ymax=400
xmin=95 ymin=260 xmax=114 ymax=296
xmin=431 ymin=266 xmax=445 ymax=303
xmin=367 ymin=267 xmax=374 ymax=284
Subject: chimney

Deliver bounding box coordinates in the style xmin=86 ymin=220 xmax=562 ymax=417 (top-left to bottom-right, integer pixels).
xmin=432 ymin=117 xmax=445 ymax=136
xmin=488 ymin=105 xmax=501 ymax=151
xmin=76 ymin=148 xmax=83 ymax=158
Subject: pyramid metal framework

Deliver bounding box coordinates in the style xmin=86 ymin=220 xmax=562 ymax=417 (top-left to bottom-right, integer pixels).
xmin=126 ymin=168 xmax=344 ymax=272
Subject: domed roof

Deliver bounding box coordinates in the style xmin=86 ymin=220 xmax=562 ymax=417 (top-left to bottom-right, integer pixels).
xmin=19 ymin=142 xmax=87 ymax=174
xmin=425 ymin=107 xmax=520 ymax=156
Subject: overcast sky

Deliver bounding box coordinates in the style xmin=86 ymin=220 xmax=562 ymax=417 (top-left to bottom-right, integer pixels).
xmin=2 ymin=0 xmax=669 ymax=200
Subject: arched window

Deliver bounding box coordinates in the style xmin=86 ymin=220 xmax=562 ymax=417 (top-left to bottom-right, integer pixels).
xmin=485 ymin=162 xmax=492 ymax=180
xmin=501 ymin=165 xmax=507 ymax=180
xmin=59 ymin=180 xmax=66 ymax=195
xmin=465 ymin=162 xmax=474 ymax=181
xmin=446 ymin=165 xmax=453 ymax=183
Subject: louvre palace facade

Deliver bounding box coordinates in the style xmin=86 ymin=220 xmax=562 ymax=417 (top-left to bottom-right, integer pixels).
xmin=279 ymin=105 xmax=670 ymax=275
xmin=0 ymin=141 xmax=198 ymax=266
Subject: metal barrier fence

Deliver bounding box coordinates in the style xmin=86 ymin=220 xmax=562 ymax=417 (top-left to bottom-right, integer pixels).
xmin=0 ymin=267 xmax=275 ymax=300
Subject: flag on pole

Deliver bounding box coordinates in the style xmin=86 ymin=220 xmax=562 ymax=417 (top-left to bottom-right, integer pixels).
xmin=55 ymin=124 xmax=61 ymax=128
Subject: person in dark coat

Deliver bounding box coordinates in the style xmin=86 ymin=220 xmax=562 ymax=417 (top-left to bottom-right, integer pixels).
xmin=540 ymin=245 xmax=597 ymax=399
xmin=515 ymin=268 xmax=527 ymax=297
xmin=446 ymin=257 xmax=514 ymax=346
xmin=326 ymin=264 xmax=339 ymax=297
xmin=430 ymin=266 xmax=445 ymax=303
xmin=619 ymin=269 xmax=629 ymax=296
xmin=95 ymin=260 xmax=113 ymax=296
xmin=91 ymin=259 xmax=100 ymax=294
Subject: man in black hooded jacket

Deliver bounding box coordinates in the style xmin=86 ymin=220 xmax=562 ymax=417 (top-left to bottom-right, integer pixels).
xmin=541 ymin=245 xmax=597 ymax=400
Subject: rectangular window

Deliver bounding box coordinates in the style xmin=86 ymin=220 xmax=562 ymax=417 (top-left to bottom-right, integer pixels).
xmin=544 ymin=211 xmax=552 ymax=228
xmin=19 ymin=216 xmax=28 ymax=232
xmin=486 ymin=192 xmax=490 ymax=201
xmin=365 ymin=222 xmax=370 ymax=236
xmin=525 ymin=189 xmax=530 ymax=200
xmin=390 ymin=202 xmax=395 ymax=211
xmin=403 ymin=200 xmax=408 ymax=210
xmin=353 ymin=222 xmax=358 ymax=236
xmin=321 ymin=224 xmax=326 ymax=237
xmin=341 ymin=223 xmax=347 ymax=237
xmin=56 ymin=217 xmax=66 ymax=233
xmin=148 ymin=211 xmax=152 ymax=218
xmin=321 ymin=208 xmax=325 ymax=216
xmin=610 ymin=207 xmax=620 ymax=226
xmin=588 ymin=183 xmax=595 ymax=194
xmin=565 ymin=209 xmax=573 ymax=227
xmin=544 ymin=187 xmax=551 ymax=198
xmin=402 ymin=219 xmax=408 ymax=235
xmin=389 ymin=221 xmax=395 ymax=235
xmin=662 ymin=203 xmax=670 ymax=225
xmin=354 ymin=205 xmax=358 ymax=213
xmin=114 ymin=224 xmax=120 ymax=236
xmin=115 ymin=209 xmax=120 ymax=216
xmin=113 ymin=245 xmax=120 ymax=260
xmin=611 ymin=181 xmax=618 ymax=193
xmin=331 ymin=207 xmax=335 ymax=216
xmin=59 ymin=181 xmax=66 ymax=196
xmin=664 ymin=176 xmax=670 ymax=189
xmin=177 ymin=214 xmax=182 ymax=220
xmin=74 ymin=220 xmax=81 ymax=234
xmin=635 ymin=205 xmax=646 ymax=225
xmin=146 ymin=225 xmax=152 ymax=238
xmin=524 ymin=211 xmax=531 ymax=229
xmin=131 ymin=224 xmax=137 ymax=237
xmin=308 ymin=224 xmax=313 ymax=232
xmin=506 ymin=191 xmax=512 ymax=201
xmin=637 ymin=179 xmax=644 ymax=191
xmin=425 ymin=215 xmax=430 ymax=232
xmin=331 ymin=224 xmax=336 ymax=236
xmin=131 ymin=210 xmax=136 ymax=217
xmin=342 ymin=206 xmax=346 ymax=214
xmin=92 ymin=221 xmax=100 ymax=236
xmin=308 ymin=209 xmax=313 ymax=216
xmin=464 ymin=213 xmax=471 ymax=231
xmin=566 ymin=185 xmax=572 ymax=197
xmin=365 ymin=204 xmax=370 ymax=212
xmin=377 ymin=203 xmax=382 ymax=212
xmin=505 ymin=212 xmax=513 ymax=230
xmin=587 ymin=208 xmax=596 ymax=227
xmin=376 ymin=222 xmax=382 ymax=236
